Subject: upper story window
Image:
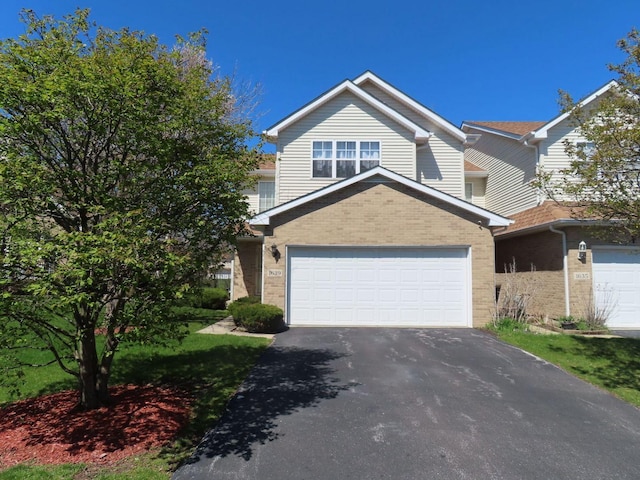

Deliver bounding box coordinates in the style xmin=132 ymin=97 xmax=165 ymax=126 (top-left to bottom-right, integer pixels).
xmin=312 ymin=140 xmax=380 ymax=178
xmin=258 ymin=181 xmax=275 ymax=212
xmin=465 ymin=183 xmax=473 ymax=202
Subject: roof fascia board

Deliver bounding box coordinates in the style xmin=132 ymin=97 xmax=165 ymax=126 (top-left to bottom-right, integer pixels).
xmin=353 ymin=71 xmax=466 ymax=143
xmin=495 ymin=219 xmax=608 ymax=239
xmin=461 ymin=122 xmax=523 ymax=140
xmin=250 ymin=166 xmax=512 ymax=227
xmin=464 ymin=171 xmax=488 ymax=178
xmin=264 ymin=80 xmax=431 ymax=142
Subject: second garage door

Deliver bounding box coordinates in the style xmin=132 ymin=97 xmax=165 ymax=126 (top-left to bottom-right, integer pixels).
xmin=592 ymin=247 xmax=640 ymax=329
xmin=287 ymin=246 xmax=470 ymax=327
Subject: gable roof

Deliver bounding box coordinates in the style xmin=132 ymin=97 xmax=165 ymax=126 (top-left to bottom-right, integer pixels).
xmin=523 ymin=80 xmax=618 ymax=143
xmin=264 ymin=79 xmax=431 ymax=143
xmin=250 ymin=166 xmax=512 ymax=228
xmin=462 ymin=80 xmax=618 ymax=144
xmin=352 ymin=71 xmax=467 ymax=142
xmin=464 ymin=160 xmax=488 ymax=178
xmin=463 ymin=121 xmax=546 ymax=138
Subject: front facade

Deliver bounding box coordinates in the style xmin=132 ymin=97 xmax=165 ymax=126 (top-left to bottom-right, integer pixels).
xmin=233 ymin=72 xmax=511 ymax=327
xmin=234 ymin=73 xmax=639 ymax=329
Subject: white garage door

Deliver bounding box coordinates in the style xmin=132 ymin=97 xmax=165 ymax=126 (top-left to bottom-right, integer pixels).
xmin=592 ymin=247 xmax=640 ymax=329
xmin=287 ymin=246 xmax=470 ymax=327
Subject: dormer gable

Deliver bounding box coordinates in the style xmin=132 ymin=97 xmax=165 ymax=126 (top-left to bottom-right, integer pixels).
xmin=264 ymin=79 xmax=431 ymax=144
xmin=353 ymin=71 xmax=467 ymax=143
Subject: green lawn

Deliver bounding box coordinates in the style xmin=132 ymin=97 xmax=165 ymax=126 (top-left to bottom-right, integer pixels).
xmin=495 ymin=329 xmax=640 ymax=407
xmin=0 ymin=311 xmax=270 ymax=479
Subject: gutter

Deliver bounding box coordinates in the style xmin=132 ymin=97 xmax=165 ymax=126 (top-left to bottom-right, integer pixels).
xmin=549 ymin=225 xmax=570 ymax=317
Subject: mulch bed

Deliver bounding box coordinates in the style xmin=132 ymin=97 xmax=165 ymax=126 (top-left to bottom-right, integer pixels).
xmin=0 ymin=384 xmax=192 ymax=468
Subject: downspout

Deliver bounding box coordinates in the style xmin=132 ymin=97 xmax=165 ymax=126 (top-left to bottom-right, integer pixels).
xmin=549 ymin=225 xmax=570 ymax=316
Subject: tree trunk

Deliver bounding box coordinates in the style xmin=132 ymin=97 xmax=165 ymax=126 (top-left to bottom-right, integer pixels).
xmin=77 ymin=326 xmax=100 ymax=410
xmin=96 ymin=330 xmax=119 ymax=404
xmin=96 ymin=297 xmax=125 ymax=405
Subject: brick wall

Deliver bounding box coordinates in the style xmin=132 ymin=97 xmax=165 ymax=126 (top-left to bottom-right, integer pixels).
xmin=232 ymin=241 xmax=261 ymax=300
xmin=495 ymin=230 xmax=565 ymax=318
xmin=259 ymin=181 xmax=497 ymax=327
xmin=495 ymin=226 xmax=631 ymax=320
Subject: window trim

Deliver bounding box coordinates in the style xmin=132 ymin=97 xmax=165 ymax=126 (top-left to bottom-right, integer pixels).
xmin=258 ymin=180 xmax=276 ymax=212
xmin=464 ymin=182 xmax=473 ymax=203
xmin=311 ymin=140 xmax=381 ymax=179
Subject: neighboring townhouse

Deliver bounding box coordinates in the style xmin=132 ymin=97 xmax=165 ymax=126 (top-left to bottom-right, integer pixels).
xmin=463 ymin=80 xmax=640 ymax=329
xmin=232 ymin=71 xmax=512 ymax=327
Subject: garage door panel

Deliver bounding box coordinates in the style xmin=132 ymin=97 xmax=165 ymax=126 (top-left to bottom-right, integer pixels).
xmin=288 ymin=247 xmax=470 ymax=327
xmin=593 ymin=248 xmax=640 ymax=328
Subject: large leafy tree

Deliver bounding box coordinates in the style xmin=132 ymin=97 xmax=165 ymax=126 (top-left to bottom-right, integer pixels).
xmin=0 ymin=9 xmax=258 ymax=409
xmin=538 ymin=29 xmax=640 ymax=240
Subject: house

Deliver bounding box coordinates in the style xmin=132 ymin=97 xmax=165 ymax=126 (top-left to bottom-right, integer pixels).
xmin=232 ymin=71 xmax=512 ymax=328
xmin=463 ymin=80 xmax=640 ymax=329
xmin=233 ymin=73 xmax=640 ymax=329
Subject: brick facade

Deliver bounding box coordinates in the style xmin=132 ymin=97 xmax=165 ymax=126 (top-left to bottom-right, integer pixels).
xmin=495 ymin=230 xmax=566 ymax=318
xmin=239 ymin=180 xmax=498 ymax=327
xmin=232 ymin=241 xmax=262 ymax=299
xmin=495 ymin=226 xmax=630 ymax=320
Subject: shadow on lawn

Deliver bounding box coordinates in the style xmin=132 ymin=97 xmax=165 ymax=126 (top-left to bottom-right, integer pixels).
xmin=570 ymin=337 xmax=640 ymax=392
xmin=180 ymin=345 xmax=353 ymax=465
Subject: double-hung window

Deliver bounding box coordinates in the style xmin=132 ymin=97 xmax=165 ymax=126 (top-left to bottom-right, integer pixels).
xmin=312 ymin=140 xmax=380 ymax=178
xmin=258 ymin=181 xmax=275 ymax=212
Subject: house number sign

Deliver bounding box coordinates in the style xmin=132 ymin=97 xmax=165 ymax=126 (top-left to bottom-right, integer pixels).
xmin=268 ymin=269 xmax=283 ymax=277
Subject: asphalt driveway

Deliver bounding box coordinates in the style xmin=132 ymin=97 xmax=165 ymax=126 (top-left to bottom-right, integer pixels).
xmin=173 ymin=328 xmax=640 ymax=480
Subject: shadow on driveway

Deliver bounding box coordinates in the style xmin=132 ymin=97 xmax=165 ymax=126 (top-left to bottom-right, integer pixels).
xmin=181 ymin=345 xmax=355 ymax=463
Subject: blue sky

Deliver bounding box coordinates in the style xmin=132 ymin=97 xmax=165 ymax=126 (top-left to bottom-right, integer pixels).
xmin=1 ymin=1 xmax=637 ymax=150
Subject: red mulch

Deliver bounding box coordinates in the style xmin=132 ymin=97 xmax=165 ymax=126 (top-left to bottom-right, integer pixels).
xmin=0 ymin=384 xmax=192 ymax=468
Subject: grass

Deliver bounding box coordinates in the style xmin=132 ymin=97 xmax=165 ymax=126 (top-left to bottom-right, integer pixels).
xmin=0 ymin=309 xmax=271 ymax=479
xmin=493 ymin=326 xmax=640 ymax=407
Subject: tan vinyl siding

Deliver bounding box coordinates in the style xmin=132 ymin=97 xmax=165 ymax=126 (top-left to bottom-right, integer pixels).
xmin=361 ymin=80 xmax=464 ymax=198
xmin=464 ymin=129 xmax=537 ymax=216
xmin=417 ymin=133 xmax=463 ymax=197
xmin=243 ymin=174 xmax=274 ymax=215
xmin=243 ymin=187 xmax=259 ymax=215
xmin=465 ymin=177 xmax=486 ymax=208
xmin=277 ymin=91 xmax=416 ymax=204
xmin=538 ymin=117 xmax=586 ymax=202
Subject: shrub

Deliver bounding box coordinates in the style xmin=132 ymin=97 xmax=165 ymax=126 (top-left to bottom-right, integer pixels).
xmin=183 ymin=287 xmax=228 ymax=310
xmin=227 ymin=296 xmax=261 ymax=324
xmin=232 ymin=303 xmax=285 ymax=333
xmin=494 ymin=259 xmax=540 ymax=323
xmin=489 ymin=317 xmax=530 ymax=333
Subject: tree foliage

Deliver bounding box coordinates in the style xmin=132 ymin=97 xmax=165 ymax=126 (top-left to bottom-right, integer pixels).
xmin=537 ymin=29 xmax=640 ymax=240
xmin=0 ymin=9 xmax=259 ymax=409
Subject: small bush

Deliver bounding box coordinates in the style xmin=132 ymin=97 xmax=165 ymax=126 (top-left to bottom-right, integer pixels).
xmin=228 ymin=296 xmax=261 ymax=324
xmin=232 ymin=303 xmax=285 ymax=333
xmin=489 ymin=317 xmax=530 ymax=333
xmin=183 ymin=287 xmax=228 ymax=310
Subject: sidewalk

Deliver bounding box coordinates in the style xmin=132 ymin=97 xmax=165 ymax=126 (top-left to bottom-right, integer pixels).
xmin=196 ymin=317 xmax=275 ymax=339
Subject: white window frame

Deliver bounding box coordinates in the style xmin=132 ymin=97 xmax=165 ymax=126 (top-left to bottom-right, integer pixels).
xmin=258 ymin=181 xmax=275 ymax=212
xmin=311 ymin=140 xmax=381 ymax=179
xmin=464 ymin=182 xmax=473 ymax=203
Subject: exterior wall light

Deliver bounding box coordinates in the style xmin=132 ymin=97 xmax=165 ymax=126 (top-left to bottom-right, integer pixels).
xmin=270 ymin=244 xmax=281 ymax=262
xmin=578 ymin=241 xmax=587 ymax=261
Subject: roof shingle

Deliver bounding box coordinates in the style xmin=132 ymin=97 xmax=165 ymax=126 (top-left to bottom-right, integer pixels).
xmin=467 ymin=121 xmax=546 ymax=137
